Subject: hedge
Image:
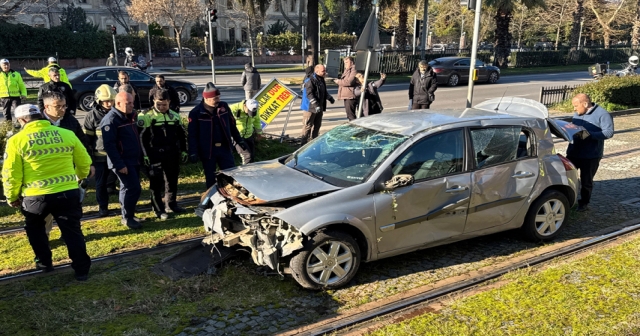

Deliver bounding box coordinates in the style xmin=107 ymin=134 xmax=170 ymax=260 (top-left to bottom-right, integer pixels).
xmin=258 ymin=31 xmax=355 ymax=51
xmin=553 ymin=76 xmax=640 ymax=112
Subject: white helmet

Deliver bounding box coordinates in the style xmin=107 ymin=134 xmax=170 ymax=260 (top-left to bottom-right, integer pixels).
xmin=125 ymin=47 xmax=133 ymax=55
xmin=630 ymin=55 xmax=639 ymax=66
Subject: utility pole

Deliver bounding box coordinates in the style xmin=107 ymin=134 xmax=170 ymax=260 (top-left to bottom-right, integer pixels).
xmin=465 ymin=0 xmax=482 ymax=108
xmin=318 ymin=17 xmax=321 ymax=61
xmin=413 ymin=14 xmax=417 ymax=55
xmin=577 ymin=18 xmax=585 ymax=50
xmin=420 ymin=0 xmax=428 ymax=59
xmin=146 ymin=23 xmax=153 ymax=69
xmin=207 ymin=8 xmax=217 ymax=84
xmin=301 ymin=26 xmax=306 ymax=66
xmin=111 ymin=26 xmax=118 ymax=65
xmin=248 ymin=19 xmax=255 ymax=67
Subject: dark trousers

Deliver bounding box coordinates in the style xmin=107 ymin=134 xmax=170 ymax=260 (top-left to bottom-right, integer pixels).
xmin=567 ymin=156 xmax=601 ymax=206
xmin=235 ymin=134 xmax=256 ymax=165
xmin=1 ymin=97 xmax=21 ymax=120
xmin=412 ymin=102 xmax=431 ymax=110
xmin=344 ymin=99 xmax=358 ymax=121
xmin=148 ymin=154 xmax=180 ymax=214
xmin=113 ymin=165 xmax=141 ymax=219
xmin=21 ymin=189 xmax=91 ymax=275
xmin=202 ymin=149 xmax=236 ymax=189
xmin=93 ymin=161 xmax=110 ymax=211
xmin=301 ymin=111 xmax=323 ymax=144
xmin=106 ymin=170 xmax=118 ymax=191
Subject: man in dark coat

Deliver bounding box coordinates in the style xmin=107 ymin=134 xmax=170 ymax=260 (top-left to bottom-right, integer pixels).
xmin=187 ymin=83 xmax=246 ymax=188
xmin=149 ymin=74 xmax=180 ymax=112
xmin=37 ymin=67 xmax=76 ymax=116
xmin=301 ymin=65 xmax=335 ymax=144
xmin=241 ymin=63 xmax=261 ymax=100
xmin=354 ymin=72 xmax=386 ymax=117
xmin=408 ymin=60 xmax=438 ymax=110
xmin=114 ymin=71 xmax=141 ymax=111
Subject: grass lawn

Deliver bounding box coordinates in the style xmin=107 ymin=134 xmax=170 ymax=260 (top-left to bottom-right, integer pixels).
xmin=370 ymin=234 xmax=640 ymax=336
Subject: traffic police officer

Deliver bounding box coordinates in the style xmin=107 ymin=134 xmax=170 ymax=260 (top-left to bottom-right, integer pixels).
xmin=0 ymin=59 xmax=27 ymax=121
xmin=138 ymin=89 xmax=188 ymax=219
xmin=37 ymin=67 xmax=76 ymax=115
xmin=25 ymin=57 xmax=72 ymax=87
xmin=101 ymin=91 xmax=143 ymax=229
xmin=84 ymin=84 xmax=118 ymax=217
xmin=2 ymin=104 xmax=92 ymax=280
xmin=229 ymin=99 xmax=261 ymax=164
xmin=188 ymin=83 xmax=246 ymax=188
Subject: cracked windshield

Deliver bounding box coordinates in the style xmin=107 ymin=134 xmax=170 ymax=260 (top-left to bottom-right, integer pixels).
xmin=284 ymin=124 xmax=407 ymax=187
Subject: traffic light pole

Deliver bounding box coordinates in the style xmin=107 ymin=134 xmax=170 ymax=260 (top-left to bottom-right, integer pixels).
xmin=207 ymin=8 xmax=216 ymax=84
xmin=465 ymin=0 xmax=482 ymax=108
xmin=112 ymin=33 xmax=118 ymax=65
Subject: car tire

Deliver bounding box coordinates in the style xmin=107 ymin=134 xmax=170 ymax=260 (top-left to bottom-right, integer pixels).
xmin=521 ymin=190 xmax=570 ymax=242
xmin=448 ymin=73 xmax=460 ymax=87
xmin=79 ymin=92 xmax=95 ymax=112
xmin=176 ymin=88 xmax=190 ymax=105
xmin=289 ymin=230 xmax=361 ymax=290
xmin=488 ymin=71 xmax=500 ymax=84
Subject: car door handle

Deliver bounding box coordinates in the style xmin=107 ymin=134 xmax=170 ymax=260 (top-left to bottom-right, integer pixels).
xmin=512 ymin=171 xmax=535 ymax=178
xmin=446 ymin=185 xmax=469 ymax=193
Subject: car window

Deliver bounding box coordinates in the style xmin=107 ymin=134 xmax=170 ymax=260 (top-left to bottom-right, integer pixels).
xmin=470 ymin=127 xmax=523 ymax=168
xmin=391 ymin=130 xmax=464 ymax=180
xmin=517 ymin=129 xmax=535 ymax=158
xmin=455 ymin=59 xmax=470 ymax=66
xmin=475 ymin=60 xmax=484 ymax=67
xmin=127 ymin=70 xmax=151 ymax=81
xmin=88 ymin=70 xmax=119 ymax=82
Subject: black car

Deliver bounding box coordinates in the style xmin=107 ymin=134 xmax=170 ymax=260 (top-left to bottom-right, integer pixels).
xmin=428 ymin=57 xmax=501 ymax=87
xmin=67 ymin=66 xmax=199 ymax=111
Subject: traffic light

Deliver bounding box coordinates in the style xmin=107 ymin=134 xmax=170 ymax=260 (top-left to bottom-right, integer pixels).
xmin=461 ymin=0 xmax=477 ymax=10
xmin=111 ymin=26 xmax=116 ymax=35
xmin=210 ymin=9 xmax=218 ymax=22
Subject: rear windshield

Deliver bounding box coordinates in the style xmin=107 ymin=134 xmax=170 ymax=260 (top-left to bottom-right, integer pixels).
xmin=67 ymin=68 xmax=93 ymax=81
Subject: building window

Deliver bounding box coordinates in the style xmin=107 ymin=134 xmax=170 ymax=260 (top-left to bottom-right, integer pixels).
xmin=241 ymin=28 xmax=248 ymax=42
xmin=274 ymin=0 xmax=279 ymax=11
xmin=229 ymin=28 xmax=236 ymax=42
xmin=130 ymin=25 xmax=139 ymax=33
xmin=290 ymin=0 xmax=296 ymax=12
xmin=227 ymin=0 xmax=234 ymax=10
xmin=162 ymin=26 xmax=170 ymax=37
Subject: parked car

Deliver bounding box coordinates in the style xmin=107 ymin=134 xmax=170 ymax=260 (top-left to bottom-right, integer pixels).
xmin=157 ymin=48 xmax=196 ymax=57
xmin=431 ymin=43 xmax=447 ymax=52
xmin=428 ymin=57 xmax=501 ymax=86
xmin=67 ymin=66 xmax=199 ymax=111
xmin=196 ymin=97 xmax=579 ymax=289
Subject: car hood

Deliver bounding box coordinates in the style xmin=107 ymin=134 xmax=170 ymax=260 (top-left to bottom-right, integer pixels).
xmin=216 ymin=160 xmax=341 ymax=204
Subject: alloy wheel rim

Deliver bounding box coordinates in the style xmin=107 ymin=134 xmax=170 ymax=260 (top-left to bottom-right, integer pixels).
xmin=535 ymin=199 xmax=566 ymax=236
xmin=449 ymin=75 xmax=459 ymax=86
xmin=306 ymin=241 xmax=353 ymax=286
xmin=178 ymin=91 xmax=188 ymax=104
xmin=83 ymin=95 xmax=95 ymax=111
xmin=490 ymin=72 xmax=498 ymax=83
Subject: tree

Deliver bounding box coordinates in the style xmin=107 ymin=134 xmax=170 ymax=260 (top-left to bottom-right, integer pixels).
xmin=569 ymin=0 xmax=585 ymax=47
xmin=588 ymin=0 xmax=632 ymax=48
xmin=267 ymin=19 xmax=289 ymax=35
xmin=0 ymin=0 xmax=45 ymax=22
xmin=104 ymin=0 xmax=131 ymax=34
xmin=128 ymin=0 xmax=203 ymax=70
xmin=633 ymin=0 xmax=640 ymax=45
xmin=308 ymin=0 xmax=319 ymax=64
xmin=59 ymin=3 xmax=99 ymax=32
xmin=538 ymin=0 xmax=573 ymax=49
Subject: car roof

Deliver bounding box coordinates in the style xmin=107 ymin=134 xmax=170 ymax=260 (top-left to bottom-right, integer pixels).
xmin=71 ymin=66 xmax=147 ymax=73
xmin=431 ymin=57 xmax=467 ymax=62
xmin=351 ymin=97 xmax=549 ymax=136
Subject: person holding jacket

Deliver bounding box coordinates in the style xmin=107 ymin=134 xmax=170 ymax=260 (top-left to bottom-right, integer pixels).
xmin=301 ymin=64 xmax=335 ymax=144
xmin=100 ymin=91 xmax=144 ymax=229
xmin=138 ymin=89 xmax=188 ymax=219
xmin=24 ymin=57 xmax=72 ymax=88
xmin=241 ymin=63 xmax=261 ymax=100
xmin=229 ymin=99 xmax=261 ymax=164
xmin=188 ymin=83 xmax=246 ymax=188
xmin=84 ymin=84 xmax=118 ymax=217
xmin=354 ymin=72 xmax=386 ymax=117
xmin=408 ymin=60 xmax=438 ymax=110
xmin=333 ymin=57 xmax=358 ymax=121
xmin=0 ymin=59 xmax=27 ymax=121
xmin=2 ymin=104 xmax=92 ymax=280
xmin=37 ymin=67 xmax=76 ymax=115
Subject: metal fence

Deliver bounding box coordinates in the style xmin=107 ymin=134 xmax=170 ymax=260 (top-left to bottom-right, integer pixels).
xmin=539 ymin=84 xmax=583 ymax=107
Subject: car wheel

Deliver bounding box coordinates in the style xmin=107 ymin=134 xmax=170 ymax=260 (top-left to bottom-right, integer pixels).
xmin=521 ymin=190 xmax=569 ymax=242
xmin=488 ymin=71 xmax=500 ymax=84
xmin=448 ymin=74 xmax=460 ymax=87
xmin=176 ymin=88 xmax=190 ymax=105
xmin=79 ymin=92 xmax=95 ymax=112
xmin=289 ymin=230 xmax=361 ymax=290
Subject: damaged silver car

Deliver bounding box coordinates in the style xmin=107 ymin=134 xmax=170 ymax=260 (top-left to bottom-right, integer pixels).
xmin=196 ymin=97 xmax=579 ymax=290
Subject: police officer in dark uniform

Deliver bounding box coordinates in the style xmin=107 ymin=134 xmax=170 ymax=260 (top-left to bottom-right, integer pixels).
xmin=37 ymin=67 xmax=76 ymax=116
xmin=138 ymin=89 xmax=188 ymax=219
xmin=188 ymin=83 xmax=246 ymax=188
xmin=100 ymin=91 xmax=143 ymax=229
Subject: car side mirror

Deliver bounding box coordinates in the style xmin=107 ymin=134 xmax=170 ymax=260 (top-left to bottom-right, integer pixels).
xmin=384 ymin=174 xmax=414 ymax=190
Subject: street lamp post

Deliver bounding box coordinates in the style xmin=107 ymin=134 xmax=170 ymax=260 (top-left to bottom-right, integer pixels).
xmin=465 ymin=0 xmax=482 ymax=108
xmin=207 ymin=7 xmax=216 ymax=84
xmin=318 ymin=17 xmax=322 ymax=61
xmin=578 ymin=18 xmax=585 ymax=50
xmin=146 ymin=22 xmax=153 ymax=70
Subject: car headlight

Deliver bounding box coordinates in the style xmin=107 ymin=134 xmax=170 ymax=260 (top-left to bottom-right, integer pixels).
xmin=190 ymin=84 xmax=197 ymax=89
xmin=496 ymin=68 xmax=501 ymax=73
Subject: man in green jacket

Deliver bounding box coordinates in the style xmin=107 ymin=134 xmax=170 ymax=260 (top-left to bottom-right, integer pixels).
xmin=24 ymin=57 xmax=72 ymax=88
xmin=0 ymin=59 xmax=27 ymax=121
xmin=229 ymin=99 xmax=261 ymax=164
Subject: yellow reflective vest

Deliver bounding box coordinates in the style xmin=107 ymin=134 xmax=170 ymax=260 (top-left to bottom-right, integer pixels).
xmin=25 ymin=64 xmax=72 ymax=88
xmin=2 ymin=120 xmax=91 ymax=202
xmin=0 ymin=70 xmax=27 ymax=98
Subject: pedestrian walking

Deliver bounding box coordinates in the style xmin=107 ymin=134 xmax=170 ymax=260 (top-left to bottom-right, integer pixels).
xmin=301 ymin=65 xmax=335 ymax=144
xmin=106 ymin=53 xmax=117 ymax=66
xmin=37 ymin=67 xmax=76 ymax=115
xmin=100 ymin=92 xmax=144 ymax=229
xmin=2 ymin=104 xmax=92 ymax=280
xmin=566 ymin=93 xmax=614 ymax=212
xmin=241 ymin=63 xmax=261 ymax=100
xmin=333 ymin=56 xmax=358 ymax=121
xmin=138 ymin=89 xmax=188 ymax=219
xmin=187 ymin=83 xmax=246 ymax=188
xmin=354 ymin=72 xmax=386 ymax=117
xmin=0 ymin=59 xmax=27 ymax=121
xmin=24 ymin=57 xmax=71 ymax=88
xmin=149 ymin=75 xmax=180 ymax=112
xmin=229 ymin=99 xmax=261 ymax=164
xmin=408 ymin=60 xmax=437 ymax=110
xmin=114 ymin=72 xmax=141 ymax=111
xmin=84 ymin=84 xmax=118 ymax=217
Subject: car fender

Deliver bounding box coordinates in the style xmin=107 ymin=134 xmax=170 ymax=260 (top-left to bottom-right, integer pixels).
xmin=297 ymin=214 xmax=376 ymax=261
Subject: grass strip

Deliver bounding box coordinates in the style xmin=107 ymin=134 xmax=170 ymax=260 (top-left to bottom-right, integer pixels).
xmin=370 ymin=234 xmax=640 ymax=336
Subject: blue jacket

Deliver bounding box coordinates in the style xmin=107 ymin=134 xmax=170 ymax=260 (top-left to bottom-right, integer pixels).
xmin=567 ymin=104 xmax=614 ymax=159
xmin=300 ymin=77 xmax=311 ymax=111
xmin=100 ymin=107 xmax=142 ymax=170
xmin=187 ymin=101 xmax=243 ymax=160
